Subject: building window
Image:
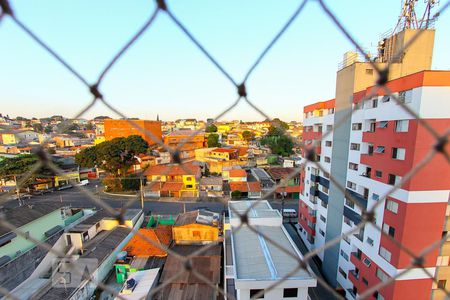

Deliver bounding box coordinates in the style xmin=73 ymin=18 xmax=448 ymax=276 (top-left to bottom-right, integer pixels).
xmin=349 ymin=162 xmax=358 ymax=171
xmin=345 ymin=198 xmax=355 ymax=209
xmin=375 ymin=170 xmax=382 ymax=178
xmin=325 ymin=140 xmax=332 ymax=147
xmin=437 ymin=256 xmax=450 ymax=266
xmin=323 ymin=172 xmax=330 ymax=179
xmin=340 ymin=249 xmax=349 ymax=261
xmin=362 ymin=277 xmax=369 ymax=286
xmin=375 ymin=146 xmax=385 ymax=154
xmin=321 ymin=186 xmax=329 ymax=194
xmin=320 ymin=215 xmax=326 ymax=223
xmin=398 ymin=90 xmax=412 ymax=103
xmin=388 ymin=174 xmax=402 ymax=185
xmin=378 ymin=121 xmax=388 ymax=128
xmin=379 ymin=246 xmax=392 ymax=262
xmin=186 ymin=184 xmax=193 ymax=188
xmin=321 ymin=200 xmax=328 ymax=208
xmin=352 ymin=123 xmax=362 ymax=130
xmin=347 ymin=181 xmax=356 ymax=190
xmin=344 ymin=216 xmax=352 ymax=226
xmin=376 ymin=268 xmax=389 ymax=282
xmin=392 ymin=147 xmax=406 ymax=160
xmin=381 ymin=95 xmax=390 ymax=102
xmin=250 ymin=289 xmax=264 ymax=299
xmin=186 ymin=177 xmax=192 ymax=181
xmin=395 ymin=120 xmax=409 ymax=132
xmin=350 ymin=143 xmax=360 ymax=151
xmin=343 ymin=234 xmax=351 ymax=244
xmin=283 ymin=288 xmax=298 ymax=298
xmin=326 ymin=125 xmax=333 ymax=132
xmin=192 ymin=231 xmax=201 ymax=238
xmin=386 ymin=200 xmax=399 ymax=214
xmin=382 ymin=223 xmax=395 ymax=238
xmin=438 ymin=280 xmax=447 ymax=289
xmin=338 ymin=267 xmax=347 ymax=279
xmin=366 ymin=68 xmax=374 ymax=75
xmin=319 ymin=229 xmax=325 ymax=237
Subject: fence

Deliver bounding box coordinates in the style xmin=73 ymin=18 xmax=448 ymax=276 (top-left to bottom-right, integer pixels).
xmin=0 ymin=0 xmax=449 ymax=299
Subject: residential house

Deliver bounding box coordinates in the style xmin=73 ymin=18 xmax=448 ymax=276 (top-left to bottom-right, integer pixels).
xmin=229 ymin=181 xmax=262 ymax=199
xmin=251 ymin=168 xmax=275 ymax=190
xmin=164 ymin=129 xmax=205 ymax=160
xmin=267 ymin=167 xmax=301 ymax=199
xmin=156 ymin=244 xmax=222 ymax=300
xmin=0 ymin=204 xmax=88 ymax=292
xmin=144 ymin=163 xmax=201 ymax=198
xmin=207 ymin=148 xmax=239 ymax=161
xmin=200 ymin=177 xmax=223 ymax=198
xmin=172 ymin=210 xmax=221 ymax=245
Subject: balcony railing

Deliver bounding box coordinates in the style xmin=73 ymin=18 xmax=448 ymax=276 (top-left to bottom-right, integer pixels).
xmin=351 ymin=251 xmax=362 ymax=261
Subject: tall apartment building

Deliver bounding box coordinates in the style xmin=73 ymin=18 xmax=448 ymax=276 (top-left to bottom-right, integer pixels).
xmin=298 ymin=27 xmax=450 ymax=300
xmin=104 ymin=119 xmax=162 ymax=146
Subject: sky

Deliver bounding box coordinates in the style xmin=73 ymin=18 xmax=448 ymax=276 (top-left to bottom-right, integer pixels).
xmin=1 ymin=0 xmax=449 ymax=122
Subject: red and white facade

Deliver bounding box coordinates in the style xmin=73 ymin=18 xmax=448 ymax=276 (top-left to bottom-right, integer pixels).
xmin=298 ymin=70 xmax=450 ymax=300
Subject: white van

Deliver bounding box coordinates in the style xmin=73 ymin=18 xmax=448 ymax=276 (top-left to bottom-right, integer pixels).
xmin=282 ymin=208 xmax=298 ymax=218
xmin=78 ymin=179 xmax=89 ymax=186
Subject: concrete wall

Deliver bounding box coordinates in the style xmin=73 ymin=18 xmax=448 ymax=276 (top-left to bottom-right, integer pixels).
xmin=0 ymin=231 xmax=62 ymax=291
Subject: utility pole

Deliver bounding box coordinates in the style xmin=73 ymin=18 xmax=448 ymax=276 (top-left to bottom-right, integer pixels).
xmin=14 ymin=175 xmax=21 ymax=207
xmin=140 ymin=177 xmax=144 ymax=209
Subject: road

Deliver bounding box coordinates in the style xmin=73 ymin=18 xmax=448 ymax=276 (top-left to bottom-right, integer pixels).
xmin=284 ymin=223 xmax=340 ymax=300
xmin=3 ymin=180 xmax=298 ymax=216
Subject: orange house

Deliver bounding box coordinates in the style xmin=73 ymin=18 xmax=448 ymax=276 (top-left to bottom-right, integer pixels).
xmin=172 ymin=210 xmax=220 ymax=245
xmin=104 ymin=119 xmax=162 ymax=146
xmin=164 ymin=130 xmax=205 ymax=159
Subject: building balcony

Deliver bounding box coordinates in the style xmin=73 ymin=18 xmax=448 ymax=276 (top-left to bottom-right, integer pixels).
xmin=346 ymin=189 xmax=368 ymax=209
xmin=310 ymin=174 xmax=320 ymax=183
xmin=346 ymin=288 xmax=357 ymax=300
xmin=349 ymin=269 xmax=360 ymax=281
xmin=310 ymin=186 xmax=319 ymax=196
xmin=351 ymin=251 xmax=362 ymax=261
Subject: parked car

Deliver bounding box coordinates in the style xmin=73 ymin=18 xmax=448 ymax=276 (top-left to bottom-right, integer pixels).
xmin=282 ymin=208 xmax=298 ymax=218
xmin=57 ymin=184 xmax=73 ymax=191
xmin=121 ymin=278 xmax=137 ymax=295
xmin=78 ymin=179 xmax=89 ymax=186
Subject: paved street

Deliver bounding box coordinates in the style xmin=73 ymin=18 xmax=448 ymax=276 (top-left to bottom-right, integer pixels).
xmin=2 ymin=180 xmax=298 ymax=216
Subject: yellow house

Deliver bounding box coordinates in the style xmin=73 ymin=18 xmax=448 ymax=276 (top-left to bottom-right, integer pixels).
xmin=217 ymin=124 xmax=232 ymax=133
xmin=143 ymin=163 xmax=201 ymax=197
xmin=0 ymin=132 xmax=17 ymax=145
xmin=94 ymin=135 xmax=106 ymax=145
xmin=172 ymin=210 xmax=220 ymax=244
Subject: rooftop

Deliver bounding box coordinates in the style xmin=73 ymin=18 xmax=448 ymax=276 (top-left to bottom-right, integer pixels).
xmin=229 ymin=181 xmax=261 ymax=193
xmin=122 ymin=226 xmax=172 ymax=257
xmin=0 ymin=203 xmax=64 ymax=237
xmin=165 ymin=129 xmax=202 ymax=137
xmin=232 ymin=225 xmax=313 ymax=281
xmin=228 ymin=169 xmax=247 ymax=178
xmin=143 ymin=163 xmax=200 ymax=176
xmin=199 ymin=177 xmax=223 ymax=186
xmin=267 ymin=167 xmax=298 ymax=180
xmin=212 ymin=148 xmax=237 ymax=153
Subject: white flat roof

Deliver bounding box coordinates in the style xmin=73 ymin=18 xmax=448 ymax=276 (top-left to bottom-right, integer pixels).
xmin=229 ymin=200 xmax=314 ymax=283
xmin=229 ymin=200 xmax=281 ymax=219
xmin=116 ymin=268 xmax=159 ymax=300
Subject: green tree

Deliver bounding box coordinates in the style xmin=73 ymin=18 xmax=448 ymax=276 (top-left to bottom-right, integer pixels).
xmin=75 ymin=135 xmax=149 ymax=178
xmin=205 ymin=124 xmax=218 ymax=133
xmin=242 ymin=130 xmax=255 ymax=142
xmin=75 ymin=146 xmax=98 ymax=168
xmin=231 ymin=190 xmax=242 ymax=199
xmin=0 ymin=154 xmax=59 ymax=189
xmin=44 ymin=125 xmax=53 ymax=134
xmin=261 ymin=127 xmax=294 ymax=157
xmin=207 ymin=134 xmax=220 ymax=147
xmin=121 ymin=175 xmax=144 ymax=191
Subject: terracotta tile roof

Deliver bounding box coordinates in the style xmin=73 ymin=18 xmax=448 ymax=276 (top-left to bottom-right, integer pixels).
xmin=229 ymin=181 xmax=261 ymax=192
xmin=267 ymin=167 xmax=298 ymax=180
xmin=229 ymin=169 xmax=247 ymax=178
xmin=147 ymin=182 xmax=184 ymax=192
xmin=143 ymin=163 xmax=200 ymax=176
xmin=276 ymin=185 xmax=301 ymax=193
xmin=122 ymin=227 xmax=172 ymax=257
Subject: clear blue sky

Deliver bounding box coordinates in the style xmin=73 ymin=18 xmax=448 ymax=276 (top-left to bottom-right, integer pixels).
xmin=1 ymin=0 xmax=449 ymax=122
